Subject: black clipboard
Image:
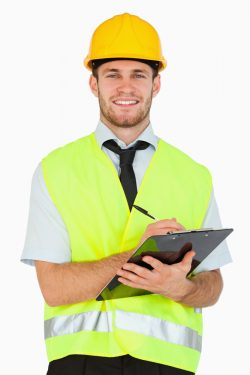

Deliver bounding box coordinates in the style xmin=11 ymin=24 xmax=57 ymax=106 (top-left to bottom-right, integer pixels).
xmin=96 ymin=228 xmax=233 ymax=301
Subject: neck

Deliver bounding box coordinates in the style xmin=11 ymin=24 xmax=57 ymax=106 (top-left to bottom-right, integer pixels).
xmin=100 ymin=118 xmax=150 ymax=145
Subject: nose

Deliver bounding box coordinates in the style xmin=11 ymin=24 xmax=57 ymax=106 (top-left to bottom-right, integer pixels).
xmin=116 ymin=77 xmax=136 ymax=94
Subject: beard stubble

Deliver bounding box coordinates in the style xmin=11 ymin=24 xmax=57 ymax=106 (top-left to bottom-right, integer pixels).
xmin=98 ymin=92 xmax=153 ymax=129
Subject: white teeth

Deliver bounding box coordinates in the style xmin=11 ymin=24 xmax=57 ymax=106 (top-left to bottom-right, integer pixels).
xmin=114 ymin=100 xmax=137 ymax=105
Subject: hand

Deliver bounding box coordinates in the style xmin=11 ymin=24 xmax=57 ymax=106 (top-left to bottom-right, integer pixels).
xmin=117 ymin=250 xmax=196 ymax=301
xmin=138 ymin=218 xmax=185 ymax=246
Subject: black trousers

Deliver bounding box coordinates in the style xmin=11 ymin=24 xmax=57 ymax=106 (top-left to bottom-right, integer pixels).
xmin=47 ymin=355 xmax=195 ymax=375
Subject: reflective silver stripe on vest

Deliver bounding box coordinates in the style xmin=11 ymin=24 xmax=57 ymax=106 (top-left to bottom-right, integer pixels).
xmin=115 ymin=310 xmax=202 ymax=352
xmin=44 ymin=311 xmax=112 ymax=339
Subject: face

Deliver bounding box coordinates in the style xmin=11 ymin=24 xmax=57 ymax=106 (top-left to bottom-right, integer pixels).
xmin=89 ymin=60 xmax=161 ymax=129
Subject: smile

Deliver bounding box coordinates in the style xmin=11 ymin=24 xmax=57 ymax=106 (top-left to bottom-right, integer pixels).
xmin=113 ymin=100 xmax=139 ymax=106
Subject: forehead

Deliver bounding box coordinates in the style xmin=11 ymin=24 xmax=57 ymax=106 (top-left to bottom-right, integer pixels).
xmin=97 ymin=60 xmax=153 ymax=75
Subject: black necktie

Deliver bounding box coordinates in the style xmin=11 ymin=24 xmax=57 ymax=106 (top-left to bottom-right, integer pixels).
xmin=103 ymin=139 xmax=149 ymax=210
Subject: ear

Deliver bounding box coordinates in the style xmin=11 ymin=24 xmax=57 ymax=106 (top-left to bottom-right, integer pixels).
xmin=89 ymin=75 xmax=99 ymax=97
xmin=152 ymin=74 xmax=161 ymax=98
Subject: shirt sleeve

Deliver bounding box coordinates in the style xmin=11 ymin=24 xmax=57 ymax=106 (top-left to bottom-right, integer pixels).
xmin=21 ymin=162 xmax=71 ymax=266
xmin=192 ymin=188 xmax=232 ymax=274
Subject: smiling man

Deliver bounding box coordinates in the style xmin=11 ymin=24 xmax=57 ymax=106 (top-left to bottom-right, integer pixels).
xmin=89 ymin=59 xmax=160 ymax=143
xmin=91 ymin=60 xmax=159 ymax=125
xmin=21 ymin=13 xmax=231 ymax=375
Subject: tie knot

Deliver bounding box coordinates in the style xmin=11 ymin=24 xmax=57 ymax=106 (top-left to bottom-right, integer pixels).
xmin=103 ymin=139 xmax=149 ymax=166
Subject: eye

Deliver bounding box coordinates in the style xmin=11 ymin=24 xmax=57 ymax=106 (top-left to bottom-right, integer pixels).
xmin=106 ymin=73 xmax=120 ymax=79
xmin=135 ymin=73 xmax=147 ymax=79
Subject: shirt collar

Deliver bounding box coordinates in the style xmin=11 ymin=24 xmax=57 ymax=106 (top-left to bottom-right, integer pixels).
xmin=94 ymin=121 xmax=159 ymax=150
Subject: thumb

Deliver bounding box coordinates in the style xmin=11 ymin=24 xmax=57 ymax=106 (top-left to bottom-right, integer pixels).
xmin=181 ymin=250 xmax=195 ymax=269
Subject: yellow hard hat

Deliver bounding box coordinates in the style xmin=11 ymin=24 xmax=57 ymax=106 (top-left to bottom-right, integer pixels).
xmin=84 ymin=13 xmax=167 ymax=71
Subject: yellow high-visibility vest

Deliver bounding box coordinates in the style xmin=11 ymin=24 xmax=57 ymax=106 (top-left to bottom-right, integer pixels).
xmin=42 ymin=133 xmax=212 ymax=372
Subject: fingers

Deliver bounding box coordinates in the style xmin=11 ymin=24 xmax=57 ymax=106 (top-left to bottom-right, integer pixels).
xmin=180 ymin=250 xmax=195 ymax=269
xmin=148 ymin=219 xmax=184 ymax=231
xmin=141 ymin=219 xmax=185 ymax=243
xmin=117 ymin=276 xmax=147 ymax=290
xmin=143 ymin=228 xmax=180 ymax=237
xmin=116 ymin=263 xmax=152 ymax=289
xmin=117 ymin=257 xmax=163 ymax=286
xmin=141 ymin=256 xmax=164 ymax=271
xmin=117 ymin=262 xmax=153 ymax=279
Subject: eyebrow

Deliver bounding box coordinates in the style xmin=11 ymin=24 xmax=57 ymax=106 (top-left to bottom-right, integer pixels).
xmin=102 ymin=68 xmax=151 ymax=76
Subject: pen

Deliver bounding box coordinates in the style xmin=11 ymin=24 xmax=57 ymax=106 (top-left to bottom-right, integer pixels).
xmin=132 ymin=204 xmax=159 ymax=221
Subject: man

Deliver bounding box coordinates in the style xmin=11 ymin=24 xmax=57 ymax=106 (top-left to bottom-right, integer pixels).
xmin=21 ymin=13 xmax=231 ymax=375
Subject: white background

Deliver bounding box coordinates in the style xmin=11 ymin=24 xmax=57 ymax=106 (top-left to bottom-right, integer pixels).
xmin=1 ymin=0 xmax=249 ymax=373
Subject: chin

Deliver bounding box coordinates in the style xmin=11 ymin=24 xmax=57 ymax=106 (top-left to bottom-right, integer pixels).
xmin=111 ymin=117 xmax=143 ymax=128
xmin=113 ymin=122 xmax=139 ymax=128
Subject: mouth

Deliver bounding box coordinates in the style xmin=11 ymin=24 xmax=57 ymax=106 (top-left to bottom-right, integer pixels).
xmin=112 ymin=99 xmax=139 ymax=107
